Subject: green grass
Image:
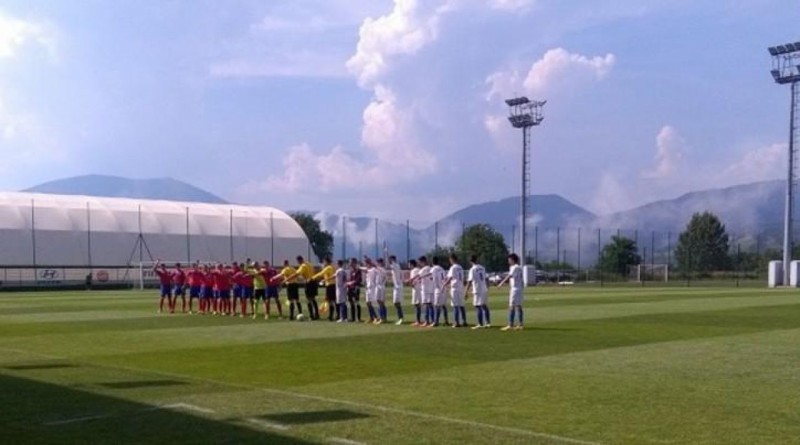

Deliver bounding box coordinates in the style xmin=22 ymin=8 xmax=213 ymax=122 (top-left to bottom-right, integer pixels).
xmin=1 ymin=287 xmax=799 ymax=444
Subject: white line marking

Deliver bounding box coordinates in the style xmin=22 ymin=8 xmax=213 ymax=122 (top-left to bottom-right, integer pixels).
xmin=245 ymin=417 xmax=290 ymax=431
xmin=0 ymin=346 xmax=600 ymax=445
xmin=160 ymin=402 xmax=215 ymax=414
xmin=45 ymin=414 xmax=111 ymax=426
xmin=328 ymin=437 xmax=366 ymax=445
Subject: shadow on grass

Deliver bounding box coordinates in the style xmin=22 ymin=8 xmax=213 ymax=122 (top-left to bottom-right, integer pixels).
xmin=5 ymin=363 xmax=77 ymax=371
xmin=260 ymin=409 xmax=371 ymax=425
xmin=99 ymin=380 xmax=187 ymax=389
xmin=0 ymin=372 xmax=313 ymax=444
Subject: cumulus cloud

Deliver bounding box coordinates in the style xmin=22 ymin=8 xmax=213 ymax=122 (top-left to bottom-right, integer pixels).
xmin=641 ymin=125 xmax=685 ymax=179
xmin=486 ymin=47 xmax=615 ymax=101
xmin=262 ymin=85 xmax=435 ymax=193
xmin=261 ymin=0 xmax=448 ymax=194
xmin=346 ymin=0 xmax=456 ymax=88
xmin=0 ymin=10 xmax=55 ymax=59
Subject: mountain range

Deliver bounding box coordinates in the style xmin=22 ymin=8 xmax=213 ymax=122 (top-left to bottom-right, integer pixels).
xmin=18 ymin=174 xmax=787 ymax=257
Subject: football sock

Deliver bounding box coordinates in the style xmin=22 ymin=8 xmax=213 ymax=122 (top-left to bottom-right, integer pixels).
xmin=477 ymin=307 xmax=484 ymax=325
xmin=414 ymin=304 xmax=421 ymax=323
xmin=517 ymin=307 xmax=524 ymax=325
xmin=508 ymin=309 xmax=515 ymax=326
xmin=395 ymin=303 xmax=404 ymax=320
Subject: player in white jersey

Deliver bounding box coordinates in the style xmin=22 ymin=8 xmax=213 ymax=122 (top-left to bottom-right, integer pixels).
xmin=409 ymin=256 xmax=434 ymax=326
xmin=334 ymin=260 xmax=349 ymax=322
xmin=375 ymin=258 xmax=388 ymax=324
xmin=467 ymin=255 xmax=490 ymax=329
xmin=497 ymin=253 xmax=524 ymax=331
xmin=407 ymin=259 xmax=423 ymax=326
xmin=363 ymin=259 xmax=380 ymax=324
xmin=430 ymin=257 xmax=450 ymax=327
xmin=388 ymin=256 xmax=405 ymax=325
xmin=442 ymin=253 xmax=467 ymax=327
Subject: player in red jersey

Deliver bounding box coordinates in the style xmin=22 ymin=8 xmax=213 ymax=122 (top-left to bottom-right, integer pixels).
xmin=153 ymin=260 xmax=172 ymax=313
xmin=213 ymin=264 xmax=232 ymax=315
xmin=186 ymin=263 xmax=204 ymax=314
xmin=237 ymin=263 xmax=254 ymax=318
xmin=171 ymin=263 xmax=187 ymax=313
xmin=201 ymin=265 xmax=215 ymax=314
xmin=231 ymin=262 xmax=245 ymax=316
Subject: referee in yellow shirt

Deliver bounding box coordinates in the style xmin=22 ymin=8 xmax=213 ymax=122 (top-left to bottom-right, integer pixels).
xmin=274 ymin=260 xmax=302 ymax=320
xmin=285 ymin=255 xmax=319 ymax=320
xmin=312 ymin=256 xmax=336 ymax=321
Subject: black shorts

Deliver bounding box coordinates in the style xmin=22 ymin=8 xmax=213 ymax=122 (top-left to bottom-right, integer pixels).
xmin=254 ymin=289 xmax=266 ymax=300
xmin=305 ymin=281 xmax=319 ymax=299
xmin=287 ymin=283 xmax=300 ymax=300
xmin=347 ymin=287 xmax=360 ymax=301
xmin=325 ymin=284 xmax=336 ymax=301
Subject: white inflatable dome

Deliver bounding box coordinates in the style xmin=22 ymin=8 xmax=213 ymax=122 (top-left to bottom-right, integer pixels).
xmin=0 ymin=192 xmax=310 ymax=266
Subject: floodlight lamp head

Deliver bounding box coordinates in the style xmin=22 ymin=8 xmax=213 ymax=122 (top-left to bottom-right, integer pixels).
xmin=505 ymin=97 xmax=530 ymax=107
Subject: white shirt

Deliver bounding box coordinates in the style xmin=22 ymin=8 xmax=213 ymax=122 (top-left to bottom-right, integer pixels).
xmin=335 ymin=268 xmax=348 ymax=293
xmin=365 ymin=266 xmax=377 ymax=291
xmin=419 ymin=265 xmax=432 ymax=294
xmin=376 ymin=266 xmax=386 ymax=288
xmin=410 ymin=267 xmax=421 ymax=292
xmin=509 ymin=264 xmax=524 ymax=291
xmin=390 ymin=263 xmax=403 ymax=289
xmin=431 ymin=265 xmax=446 ymax=290
xmin=447 ymin=264 xmax=464 ymax=292
xmin=468 ymin=264 xmax=487 ymax=294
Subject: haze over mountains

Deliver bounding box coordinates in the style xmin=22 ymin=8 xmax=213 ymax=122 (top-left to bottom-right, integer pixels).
xmin=19 ymin=175 xmax=786 ymax=257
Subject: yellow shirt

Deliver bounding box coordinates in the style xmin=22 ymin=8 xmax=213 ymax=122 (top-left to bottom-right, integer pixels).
xmin=296 ymin=263 xmax=314 ymax=282
xmin=279 ymin=266 xmax=297 ymax=284
xmin=247 ymin=267 xmax=266 ymax=290
xmin=312 ymin=265 xmax=335 ymax=286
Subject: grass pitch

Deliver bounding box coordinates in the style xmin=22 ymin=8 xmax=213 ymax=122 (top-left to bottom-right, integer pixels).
xmin=1 ymin=286 xmax=799 ymax=444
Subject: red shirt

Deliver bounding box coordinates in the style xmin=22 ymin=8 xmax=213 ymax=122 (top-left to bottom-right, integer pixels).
xmin=187 ymin=270 xmax=204 ymax=287
xmin=213 ymin=270 xmax=231 ymax=291
xmin=154 ymin=269 xmax=171 ymax=286
xmin=263 ymin=268 xmax=277 ymax=287
xmin=232 ymin=270 xmax=247 ymax=287
xmin=203 ymin=272 xmax=214 ymax=288
xmin=172 ymin=269 xmax=186 ymax=286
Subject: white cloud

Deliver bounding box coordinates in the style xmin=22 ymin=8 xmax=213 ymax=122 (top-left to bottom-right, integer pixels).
xmin=0 ymin=10 xmax=55 ymax=59
xmin=261 ymin=1 xmax=450 ymax=194
xmin=523 ymin=48 xmax=615 ymax=94
xmin=721 ymin=143 xmax=785 ymax=184
xmin=346 ymin=0 xmax=456 ymax=88
xmin=641 ymin=125 xmax=685 ymax=179
xmin=486 ymin=47 xmax=615 ymax=101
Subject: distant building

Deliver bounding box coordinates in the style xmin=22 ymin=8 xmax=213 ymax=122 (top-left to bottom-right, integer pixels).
xmin=0 ymin=192 xmax=309 ymax=267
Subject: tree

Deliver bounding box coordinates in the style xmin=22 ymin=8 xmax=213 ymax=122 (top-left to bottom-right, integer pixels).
xmin=455 ymin=224 xmax=510 ymax=272
xmin=598 ymin=236 xmax=641 ymax=276
xmin=675 ymin=212 xmax=731 ymax=273
xmin=290 ymin=213 xmax=333 ymax=262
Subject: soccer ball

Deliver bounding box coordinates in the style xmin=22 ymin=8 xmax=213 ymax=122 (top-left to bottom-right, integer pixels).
xmin=296 ymin=313 xmax=305 ymax=322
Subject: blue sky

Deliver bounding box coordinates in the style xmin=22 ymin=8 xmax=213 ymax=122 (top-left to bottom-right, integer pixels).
xmin=0 ymin=0 xmax=798 ymax=221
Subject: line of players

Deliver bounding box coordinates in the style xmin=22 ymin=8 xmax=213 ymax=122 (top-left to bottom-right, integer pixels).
xmin=152 ymin=252 xmax=526 ymax=330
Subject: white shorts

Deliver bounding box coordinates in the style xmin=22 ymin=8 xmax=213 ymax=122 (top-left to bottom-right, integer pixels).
xmin=392 ymin=287 xmax=403 ymax=304
xmin=433 ymin=290 xmax=447 ymax=306
xmin=411 ymin=288 xmax=421 ymax=305
xmin=376 ymin=286 xmax=385 ymax=302
xmin=509 ymin=288 xmax=523 ymax=306
xmin=472 ymin=291 xmax=488 ymax=306
xmin=450 ymin=289 xmax=465 ymax=307
xmin=335 ymin=288 xmax=347 ymax=305
xmin=366 ymin=287 xmax=378 ymax=303
xmin=422 ymin=292 xmax=433 ymax=304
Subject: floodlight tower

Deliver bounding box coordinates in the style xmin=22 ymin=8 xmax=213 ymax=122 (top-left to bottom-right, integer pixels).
xmin=768 ymin=41 xmax=800 ymax=285
xmin=506 ymin=96 xmax=545 ymax=263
